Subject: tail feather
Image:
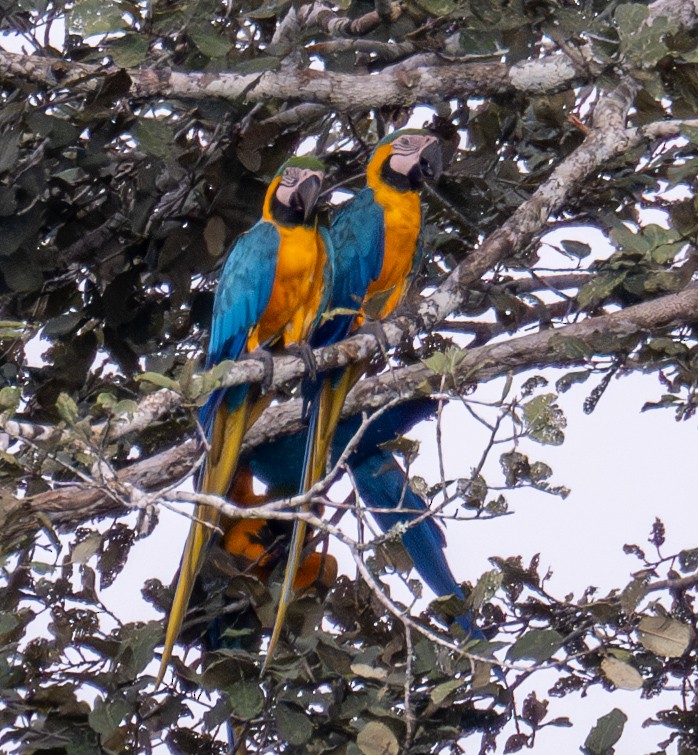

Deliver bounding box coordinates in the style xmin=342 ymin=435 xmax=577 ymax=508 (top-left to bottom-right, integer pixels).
xmin=353 ymin=451 xmax=483 ymax=640
xmin=263 ymin=366 xmax=358 ymax=670
xmin=156 ymin=397 xmax=251 ymax=687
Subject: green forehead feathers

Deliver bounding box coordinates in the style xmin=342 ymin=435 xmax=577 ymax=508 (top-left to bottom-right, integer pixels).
xmin=276 ymin=156 xmax=325 ymax=176
xmin=376 ymin=128 xmax=432 ymax=147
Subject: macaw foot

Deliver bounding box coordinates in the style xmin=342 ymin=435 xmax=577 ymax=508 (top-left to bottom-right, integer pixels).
xmin=287 ymin=341 xmax=317 ymax=383
xmin=357 ymin=318 xmax=390 ymax=364
xmin=247 ymin=348 xmax=274 ymax=393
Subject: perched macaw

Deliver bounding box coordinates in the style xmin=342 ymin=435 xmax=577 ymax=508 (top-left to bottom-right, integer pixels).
xmin=157 ymin=157 xmax=329 ymax=685
xmin=245 ymin=399 xmax=483 ymax=641
xmin=267 ymin=130 xmax=444 ymax=662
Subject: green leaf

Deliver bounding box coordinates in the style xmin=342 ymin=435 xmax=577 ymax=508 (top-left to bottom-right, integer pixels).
xmin=116 ymin=621 xmax=162 ymax=676
xmin=71 ymin=533 xmax=102 ymax=564
xmin=2 ymin=253 xmax=43 ymax=292
xmin=408 ymin=0 xmax=457 ymax=16
xmin=0 ymin=386 xmax=20 ymax=413
xmin=469 ymin=569 xmax=502 ymax=611
xmin=523 ymin=394 xmax=566 ymax=446
xmin=56 ymin=392 xmax=80 ymax=425
xmin=507 ymin=629 xmax=564 ymax=662
xmin=423 ymin=346 xmax=466 ymax=376
xmin=89 ymin=694 xmax=132 ymax=738
xmin=600 ymin=656 xmax=643 ymax=690
xmin=0 ymin=612 xmax=19 ymax=635
xmin=227 ymin=680 xmax=265 ymax=721
xmin=583 ymin=708 xmax=627 ymax=755
xmin=203 ymin=696 xmax=233 ymax=731
xmin=274 ymin=703 xmax=313 ymax=746
xmin=620 ymin=577 xmax=648 ymax=614
xmin=561 ymin=240 xmax=591 ymax=259
xmin=357 ymin=721 xmax=400 ymax=755
xmin=190 ymin=23 xmax=233 ymax=58
xmin=0 ymin=320 xmax=32 ymax=341
xmin=430 ymin=677 xmax=463 ymax=705
xmin=577 ymin=271 xmax=626 ymax=309
xmin=550 ymin=335 xmax=595 ymax=359
xmin=350 ymin=662 xmax=388 ymax=681
xmin=679 ymin=548 xmax=698 ymax=572
xmin=135 ymin=371 xmax=181 ymax=392
xmin=130 ymin=119 xmax=174 ymax=159
xmin=556 ymin=370 xmax=590 ymax=393
xmin=615 ymin=3 xmax=677 ymax=65
xmin=108 ymin=33 xmax=149 ymax=67
xmin=681 ymin=124 xmax=698 ymax=146
xmin=636 ymin=616 xmax=695 ymax=657
xmin=69 ymin=0 xmax=125 ymax=35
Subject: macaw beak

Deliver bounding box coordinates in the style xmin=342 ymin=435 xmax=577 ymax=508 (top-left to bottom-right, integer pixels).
xmin=296 ymin=172 xmax=323 ymax=223
xmin=419 ymin=139 xmax=443 ymax=182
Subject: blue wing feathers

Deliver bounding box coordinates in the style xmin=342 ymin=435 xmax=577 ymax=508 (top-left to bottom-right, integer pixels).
xmin=207 ymin=221 xmax=280 ymax=366
xmin=200 ymin=222 xmax=280 ymax=437
xmin=313 ymin=189 xmax=385 ymax=347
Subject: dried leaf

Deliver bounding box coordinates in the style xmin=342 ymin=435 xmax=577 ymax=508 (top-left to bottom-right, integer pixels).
xmin=601 ymin=656 xmax=643 ymax=690
xmin=636 ymin=616 xmax=695 ymax=658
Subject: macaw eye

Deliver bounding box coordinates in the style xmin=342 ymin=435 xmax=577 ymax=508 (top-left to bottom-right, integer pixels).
xmin=392 ymin=136 xmax=419 ymax=155
xmin=280 ymin=167 xmax=301 ymax=186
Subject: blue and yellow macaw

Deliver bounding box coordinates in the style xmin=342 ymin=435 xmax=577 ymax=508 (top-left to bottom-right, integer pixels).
xmin=245 ymin=399 xmax=482 ymax=641
xmin=157 ymin=157 xmax=329 ymax=685
xmin=267 ymin=130 xmax=444 ymax=662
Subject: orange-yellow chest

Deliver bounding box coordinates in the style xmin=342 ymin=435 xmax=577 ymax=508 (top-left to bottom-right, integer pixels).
xmin=365 ymin=148 xmax=422 ymax=320
xmin=250 ymin=224 xmax=326 ymax=350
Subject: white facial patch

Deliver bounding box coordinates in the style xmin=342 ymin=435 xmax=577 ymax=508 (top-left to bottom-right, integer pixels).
xmin=388 ymin=134 xmax=437 ymax=176
xmin=275 ymin=167 xmax=303 ymax=207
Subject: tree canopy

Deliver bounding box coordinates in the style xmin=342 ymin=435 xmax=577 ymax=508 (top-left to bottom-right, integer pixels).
xmin=2 ymin=0 xmax=698 ymax=752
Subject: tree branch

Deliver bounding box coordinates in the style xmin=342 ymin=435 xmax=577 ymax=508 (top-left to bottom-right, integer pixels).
xmin=0 ymin=85 xmax=662 ymax=464
xmin=0 ymin=48 xmax=583 ymax=110
xmin=7 ymin=283 xmax=698 ymax=549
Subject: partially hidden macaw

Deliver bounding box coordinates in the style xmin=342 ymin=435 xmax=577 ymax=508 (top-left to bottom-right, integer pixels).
xmin=244 ymin=399 xmax=483 ymax=641
xmin=157 ymin=157 xmax=329 ymax=685
xmin=267 ymin=130 xmax=445 ymax=663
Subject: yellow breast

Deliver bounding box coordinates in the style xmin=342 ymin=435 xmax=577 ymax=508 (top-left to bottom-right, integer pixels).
xmin=365 ymin=148 xmax=422 ymax=320
xmin=250 ymin=224 xmax=326 ymax=350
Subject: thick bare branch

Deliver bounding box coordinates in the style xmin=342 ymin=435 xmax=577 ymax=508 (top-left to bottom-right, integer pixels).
xmin=0 ymin=49 xmax=582 ymax=110
xmin=9 ymin=283 xmax=698 ymax=548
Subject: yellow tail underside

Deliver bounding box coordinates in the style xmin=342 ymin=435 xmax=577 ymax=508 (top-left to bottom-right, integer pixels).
xmin=156 ymin=394 xmax=271 ymax=687
xmin=263 ymin=364 xmax=364 ymax=671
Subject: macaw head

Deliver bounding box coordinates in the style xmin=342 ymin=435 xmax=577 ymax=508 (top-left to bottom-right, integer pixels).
xmin=267 ymin=156 xmax=325 ymax=226
xmin=371 ymin=129 xmax=443 ymax=192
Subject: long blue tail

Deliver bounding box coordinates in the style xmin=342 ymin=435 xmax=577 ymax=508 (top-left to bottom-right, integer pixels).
xmin=247 ymin=400 xmax=483 ymax=639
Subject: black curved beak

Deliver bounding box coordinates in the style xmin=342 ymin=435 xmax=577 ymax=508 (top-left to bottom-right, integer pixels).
xmin=296 ymin=173 xmax=323 ymax=223
xmin=419 ymin=140 xmax=443 ymax=182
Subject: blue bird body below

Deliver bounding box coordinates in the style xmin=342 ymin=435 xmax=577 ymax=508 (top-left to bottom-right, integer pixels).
xmin=246 ymin=400 xmax=483 ymax=640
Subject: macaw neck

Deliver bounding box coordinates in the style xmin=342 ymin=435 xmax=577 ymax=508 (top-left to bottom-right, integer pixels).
xmin=262 ymin=175 xmax=282 ymax=222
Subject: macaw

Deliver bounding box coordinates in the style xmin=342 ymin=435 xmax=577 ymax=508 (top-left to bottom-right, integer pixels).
xmin=245 ymin=399 xmax=483 ymax=641
xmin=157 ymin=157 xmax=329 ymax=685
xmin=267 ymin=130 xmax=444 ymax=662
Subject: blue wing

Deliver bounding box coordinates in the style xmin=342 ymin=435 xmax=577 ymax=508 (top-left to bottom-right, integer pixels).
xmin=312 ymin=188 xmax=385 ymax=347
xmin=199 ymin=221 xmax=280 ymax=435
xmin=207 ymin=221 xmax=280 ymax=367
